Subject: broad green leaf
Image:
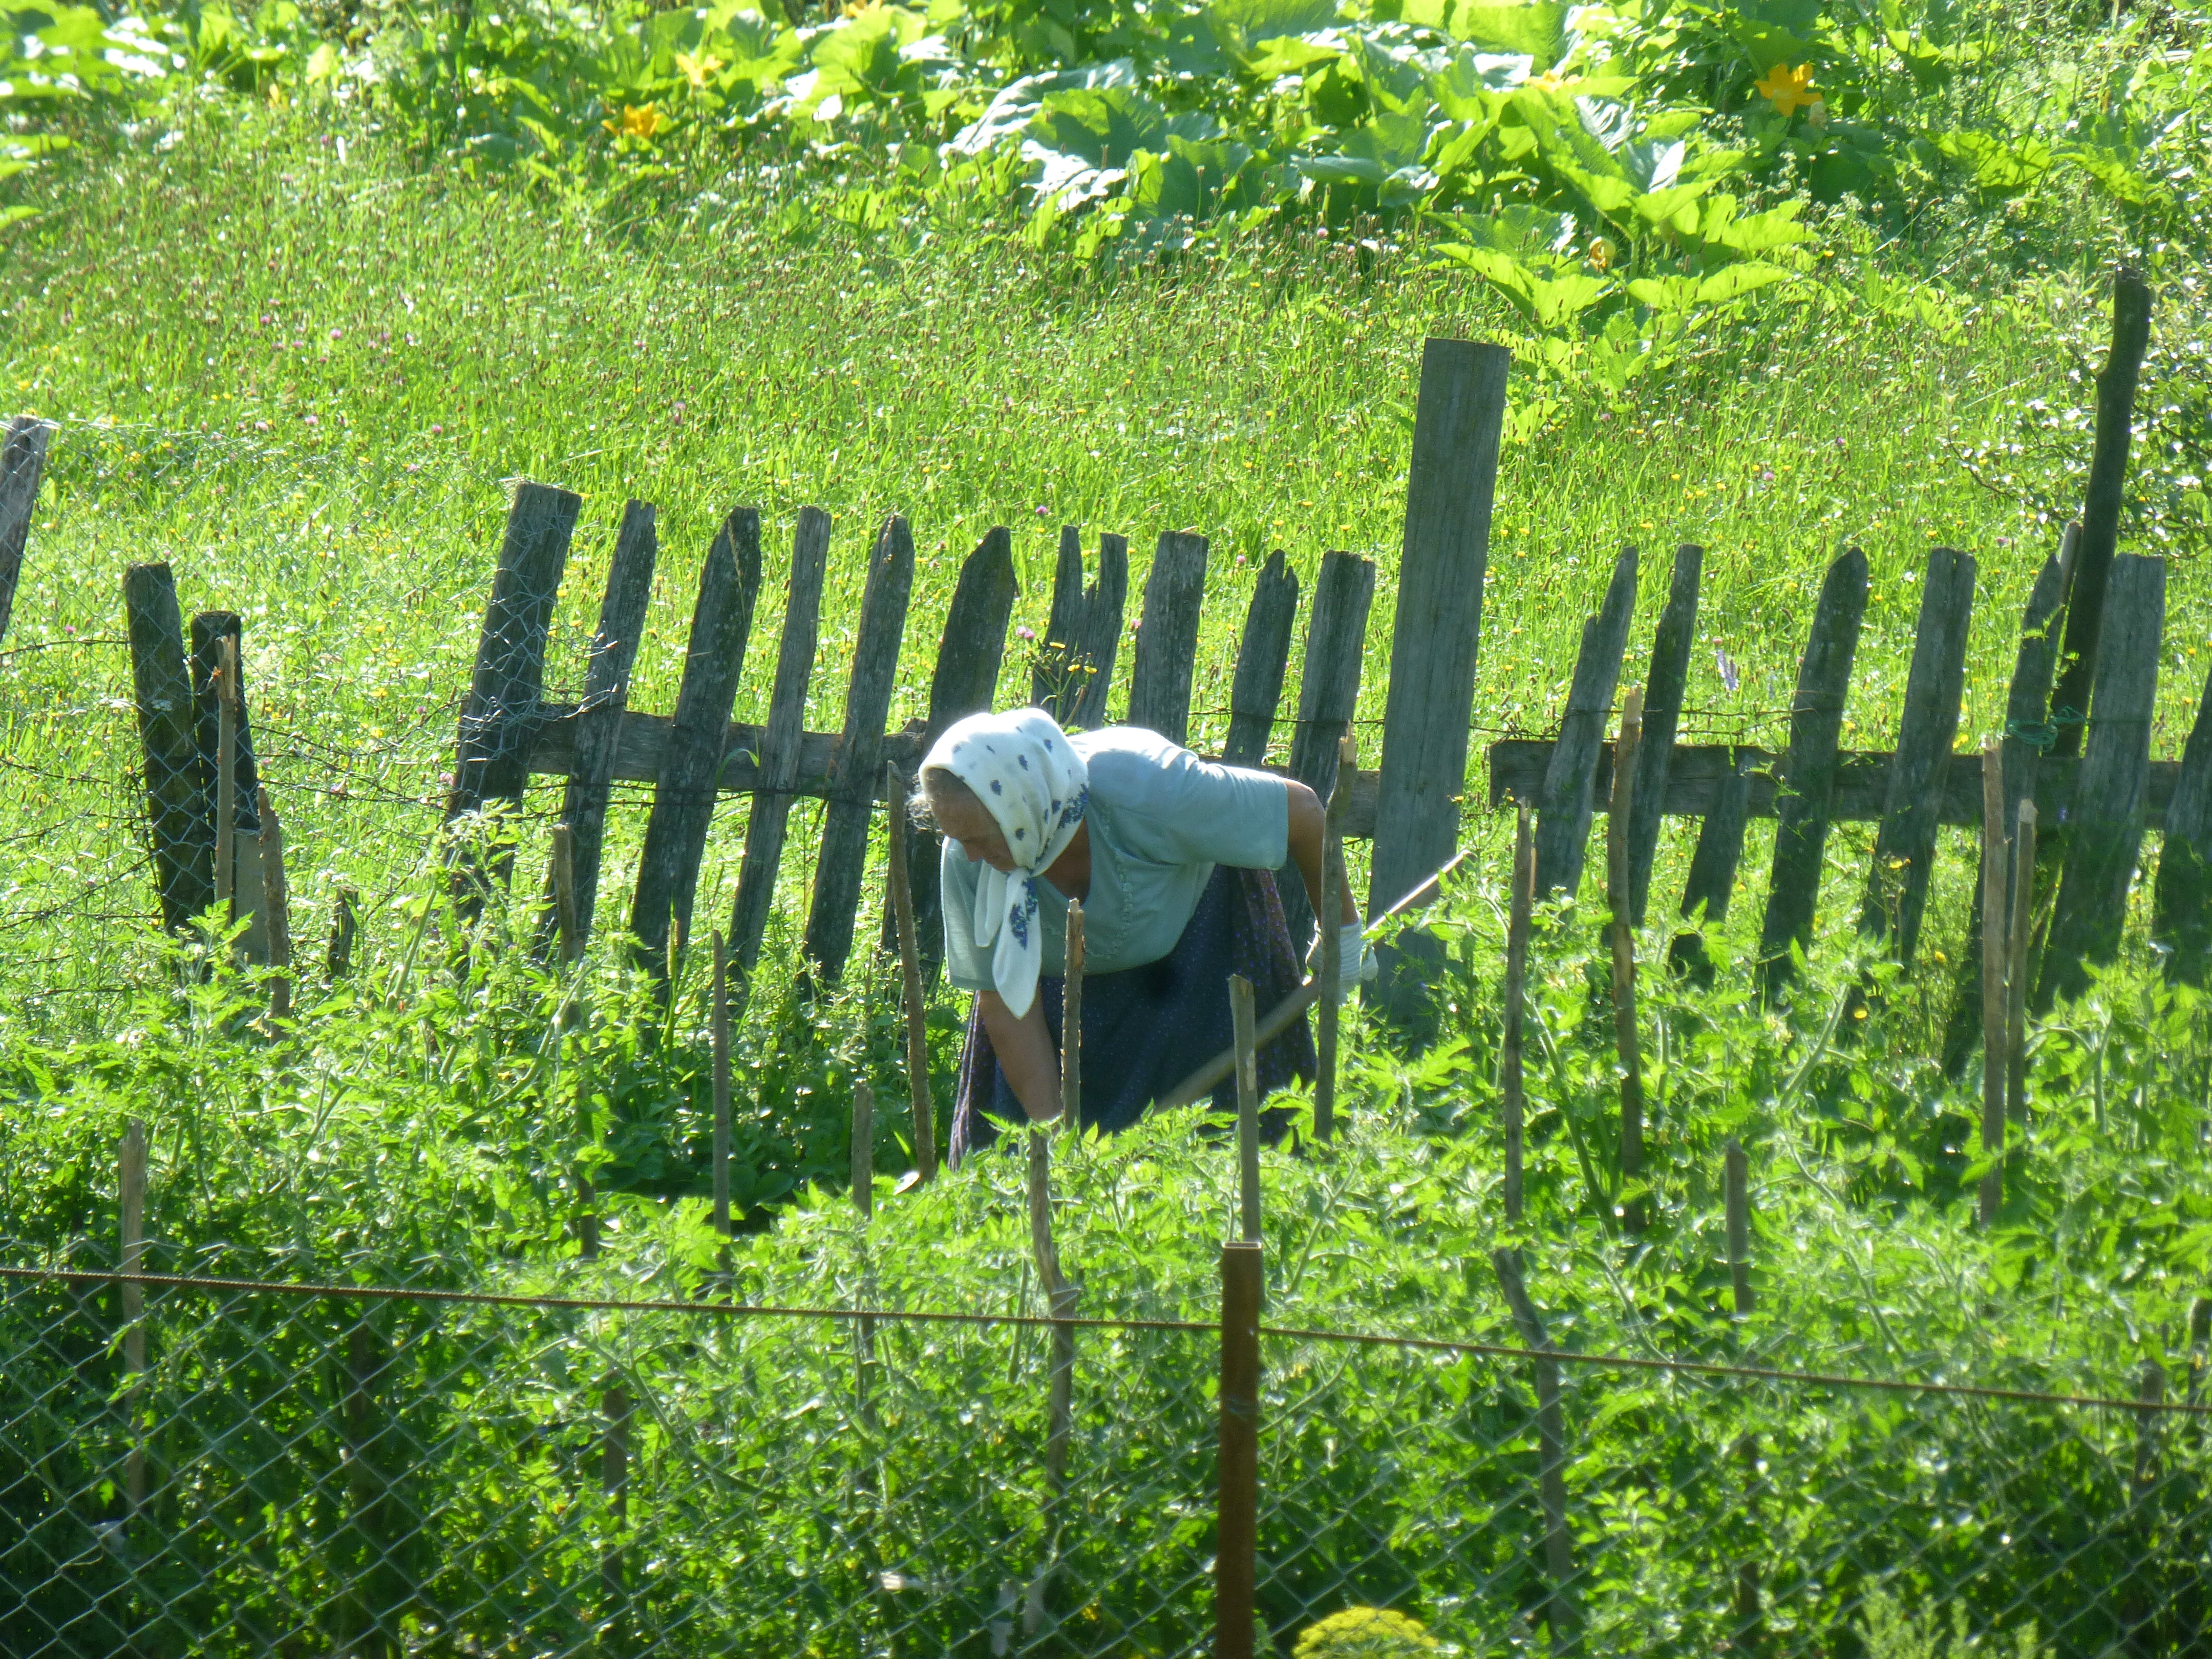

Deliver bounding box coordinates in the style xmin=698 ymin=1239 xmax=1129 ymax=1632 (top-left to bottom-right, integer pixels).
xmin=1450 ymin=2 xmax=1568 ymax=68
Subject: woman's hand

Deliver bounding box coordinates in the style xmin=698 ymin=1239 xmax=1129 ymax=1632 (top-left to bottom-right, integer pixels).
xmin=978 ymin=989 xmax=1063 ymax=1122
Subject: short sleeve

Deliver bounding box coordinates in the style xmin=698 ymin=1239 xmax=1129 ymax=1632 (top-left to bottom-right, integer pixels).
xmin=938 ymin=840 xmax=994 ymax=992
xmin=1087 ymin=735 xmax=1288 ymax=870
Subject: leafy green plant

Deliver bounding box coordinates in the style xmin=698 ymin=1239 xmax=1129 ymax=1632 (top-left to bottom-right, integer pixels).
xmin=1295 ymin=1604 xmax=1445 ymax=1656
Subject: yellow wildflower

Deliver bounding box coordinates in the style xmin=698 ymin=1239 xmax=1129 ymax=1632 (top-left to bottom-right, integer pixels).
xmin=1588 ymin=237 xmax=1613 ymax=271
xmin=675 ymin=51 xmax=725 ymax=91
xmin=1753 ymin=62 xmax=1820 ymax=117
xmin=603 ymin=103 xmax=664 ymax=141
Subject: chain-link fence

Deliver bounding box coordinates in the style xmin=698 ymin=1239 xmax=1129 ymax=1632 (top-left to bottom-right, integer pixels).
xmin=5 ymin=1257 xmax=2208 ymax=1658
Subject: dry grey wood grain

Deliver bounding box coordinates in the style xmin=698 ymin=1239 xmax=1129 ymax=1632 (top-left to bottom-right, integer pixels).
xmin=1534 ymin=544 xmax=1639 ymax=901
xmin=1279 ymin=549 xmax=1375 ymax=948
xmin=1069 ymin=531 xmax=1127 ymax=729
xmin=123 ymin=563 xmax=214 ymax=930
xmin=0 ymin=415 xmax=54 ymax=646
xmin=1124 ymin=529 xmax=1209 ymax=747
xmin=1857 ymin=544 xmax=1975 ymax=967
xmin=727 ymin=506 xmax=832 ymax=975
xmin=1626 ymin=544 xmax=1700 ymax=925
xmin=1223 ymin=550 xmax=1299 ymax=767
xmin=802 ymin=512 xmax=916 ymax=980
xmin=1757 ymin=546 xmax=1868 ymax=1001
xmin=2040 ymin=554 xmax=2165 ymax=1008
xmin=628 ymin=506 xmax=762 ymax=972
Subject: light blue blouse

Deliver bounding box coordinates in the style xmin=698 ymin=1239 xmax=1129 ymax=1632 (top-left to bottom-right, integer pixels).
xmin=939 ymin=726 xmax=1289 ymax=992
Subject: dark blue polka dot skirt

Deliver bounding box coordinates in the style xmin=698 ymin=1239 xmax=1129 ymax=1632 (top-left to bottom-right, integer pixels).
xmin=948 ymin=865 xmax=1318 ymax=1163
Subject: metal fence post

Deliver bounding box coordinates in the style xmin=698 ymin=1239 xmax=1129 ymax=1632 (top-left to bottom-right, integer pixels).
xmin=1216 ymin=1239 xmax=1263 ymax=1659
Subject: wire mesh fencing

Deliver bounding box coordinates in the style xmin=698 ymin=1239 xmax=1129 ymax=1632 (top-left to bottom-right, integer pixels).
xmin=4 ymin=1258 xmax=2210 ymax=1658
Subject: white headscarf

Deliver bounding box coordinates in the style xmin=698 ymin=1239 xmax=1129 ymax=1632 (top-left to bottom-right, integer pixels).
xmin=925 ymin=708 xmax=1089 ymax=1019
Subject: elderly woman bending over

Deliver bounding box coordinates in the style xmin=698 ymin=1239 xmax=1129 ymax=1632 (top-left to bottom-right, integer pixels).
xmin=911 ymin=707 xmax=1371 ymax=1160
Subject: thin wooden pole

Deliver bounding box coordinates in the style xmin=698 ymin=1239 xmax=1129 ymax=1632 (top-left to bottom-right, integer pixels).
xmin=120 ymin=1119 xmax=147 ymax=1519
xmin=214 ymin=636 xmax=238 ymax=923
xmin=1022 ymin=1117 xmax=1077 ymax=1636
xmin=1215 ymin=1239 xmax=1263 ymax=1659
xmin=852 ymin=1077 xmax=874 ymax=1222
xmin=1315 ymin=735 xmax=1356 ymax=1143
xmin=711 ymin=930 xmax=731 ymax=1244
xmin=2006 ymin=800 xmax=2039 ymax=1127
xmin=1230 ymin=974 xmax=1261 ymax=1244
xmin=1724 ymin=1140 xmax=1752 ymax=1317
xmin=884 ymin=762 xmax=938 ymax=1180
xmin=257 ymin=785 xmax=292 ymax=1022
xmin=1492 ymin=1248 xmax=1576 ymax=1649
xmin=1062 ymin=899 xmax=1085 ymax=1130
xmin=602 ymin=1377 xmax=629 ymax=1612
xmin=1608 ymin=686 xmax=1646 ymax=1224
xmin=328 ymin=884 xmax=358 ymax=980
xmin=1979 ymin=744 xmax=2010 ymax=1230
xmin=1502 ymin=803 xmax=1534 ymax=1224
xmin=550 ymin=824 xmax=581 ymax=966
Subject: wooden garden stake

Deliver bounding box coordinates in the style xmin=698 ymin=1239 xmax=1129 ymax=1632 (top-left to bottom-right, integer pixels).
xmin=549 ymin=824 xmax=581 ymax=966
xmin=214 ymin=635 xmax=238 ymax=923
xmin=711 ymin=930 xmax=731 ymax=1244
xmin=884 ymin=762 xmax=938 ymax=1181
xmin=1492 ymin=1248 xmax=1576 ymax=1647
xmin=1061 ymin=899 xmax=1084 ymax=1130
xmin=1607 ymin=685 xmax=1646 ymax=1222
xmin=602 ymin=1377 xmax=630 ymax=1608
xmin=1724 ymin=1140 xmax=1752 ymax=1317
xmin=2006 ymin=800 xmax=2038 ymax=1125
xmin=1979 ymin=743 xmax=2010 ymax=1229
xmin=120 ymin=1119 xmax=147 ymax=1517
xmin=1230 ymin=973 xmax=1261 ymax=1244
xmin=1021 ymin=1110 xmax=1078 ymax=1637
xmin=1215 ymin=1239 xmax=1263 ymax=1659
xmin=257 ymin=785 xmax=292 ymax=1021
xmin=1315 ymin=734 xmax=1357 ymax=1143
xmin=852 ymin=1077 xmax=874 ymax=1222
xmin=1502 ymin=803 xmax=1534 ymax=1224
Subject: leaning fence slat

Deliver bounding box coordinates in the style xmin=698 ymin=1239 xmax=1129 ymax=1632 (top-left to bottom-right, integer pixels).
xmin=1223 ymin=550 xmax=1300 ymax=768
xmin=728 ymin=507 xmax=832 ymax=975
xmin=1535 ymin=545 xmax=1639 ymax=901
xmin=1858 ymin=545 xmax=1976 ymax=967
xmin=2152 ymin=656 xmax=2212 ymax=985
xmin=629 ymin=507 xmax=763 ymax=976
xmin=124 ymin=563 xmax=215 ymax=930
xmin=896 ymin=525 xmax=1018 ymax=974
xmin=1757 ymin=546 xmax=1870 ymax=1002
xmin=713 ymin=930 xmax=732 ymax=1240
xmin=551 ymin=499 xmax=657 ymax=951
xmin=802 ymin=514 xmax=916 ymax=981
xmin=1070 ymin=533 xmax=1128 ymax=731
xmin=1125 ymin=529 xmax=1209 ymax=747
xmin=2039 ymin=554 xmax=2165 ymax=1010
xmin=1491 ymin=1248 xmax=1577 ymax=1646
xmin=1036 ymin=523 xmax=1085 ymax=714
xmin=258 ymin=785 xmax=293 ymax=1022
xmin=1281 ymin=551 xmax=1377 ymax=948
xmin=2048 ymin=270 xmax=2154 ymax=761
xmin=446 ymin=481 xmax=582 ymax=908
xmin=1979 ymin=744 xmax=2010 ymax=1229
xmin=1315 ymin=735 xmax=1356 ymax=1145
xmin=0 ymin=414 xmax=55 ymax=647
xmin=1627 ymin=545 xmax=1701 ymax=925
xmin=1669 ymin=748 xmax=1753 ymax=984
xmin=197 ymin=621 xmax=272 ymax=961
xmin=1608 ymin=686 xmax=1645 ymax=1218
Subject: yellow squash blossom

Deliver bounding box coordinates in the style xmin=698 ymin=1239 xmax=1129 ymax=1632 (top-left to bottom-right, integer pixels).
xmin=675 ymin=51 xmax=724 ymax=91
xmin=604 ymin=103 xmax=664 ymax=140
xmin=1753 ymin=62 xmax=1820 ymax=117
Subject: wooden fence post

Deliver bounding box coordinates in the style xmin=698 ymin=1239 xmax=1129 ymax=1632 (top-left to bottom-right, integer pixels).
xmin=0 ymin=414 xmax=55 ymax=647
xmin=712 ymin=930 xmax=732 ymax=1240
xmin=192 ymin=614 xmax=266 ymax=958
xmin=213 ymin=634 xmax=238 ymax=926
xmin=1281 ymin=552 xmax=1376 ymax=950
xmin=2048 ymin=269 xmax=2154 ymax=760
xmin=1371 ymin=338 xmax=1509 ymax=935
xmin=630 ymin=507 xmax=763 ymax=980
xmin=1215 ymin=1238 xmax=1263 ymax=1659
xmin=548 ymin=824 xmax=580 ymax=966
xmin=1491 ymin=1248 xmax=1576 ymax=1649
xmin=1535 ymin=546 xmax=1639 ymax=901
xmin=2152 ymin=656 xmax=2212 ymax=985
xmin=1502 ymin=803 xmax=1534 ymax=1223
xmin=1979 ymin=745 xmax=2010 ymax=1229
xmin=728 ymin=507 xmax=832 ymax=975
xmin=2039 ymin=555 xmax=2165 ymax=1010
xmin=1669 ymin=748 xmax=1753 ymax=984
xmin=258 ymin=786 xmax=293 ymax=1021
xmin=802 ymin=514 xmax=915 ymax=981
xmin=124 ymin=563 xmax=215 ymax=930
xmin=1230 ymin=974 xmax=1261 ymax=1244
xmin=2006 ymin=800 xmax=2038 ymax=1126
xmin=1033 ymin=528 xmax=1128 ymax=729
xmin=120 ymin=1119 xmax=147 ymax=1519
xmin=549 ymin=499 xmax=656 ymax=951
xmin=446 ymin=481 xmax=582 ymax=912
xmin=1314 ymin=736 xmax=1355 ymax=1144
xmin=1627 ymin=546 xmax=1701 ymax=925
xmin=1857 ymin=546 xmax=1976 ymax=967
xmin=1223 ymin=551 xmax=1299 ymax=768
xmin=1607 ymin=687 xmax=1645 ymax=1221
xmin=1126 ymin=530 xmax=1209 ymax=748
xmin=1757 ymin=546 xmax=1869 ymax=1002
xmin=885 ymin=763 xmax=939 ymax=1182
xmin=894 ymin=525 xmax=1018 ymax=975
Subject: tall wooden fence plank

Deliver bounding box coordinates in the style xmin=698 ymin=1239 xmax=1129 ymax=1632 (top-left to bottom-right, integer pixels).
xmin=1371 ymin=338 xmax=1509 ymax=927
xmin=1125 ymin=530 xmax=1209 ymax=748
xmin=0 ymin=415 xmax=54 ymax=647
xmin=1534 ymin=545 xmax=1639 ymax=901
xmin=2039 ymin=554 xmax=2164 ymax=1009
xmin=191 ymin=611 xmax=269 ymax=962
xmin=1280 ymin=550 xmax=1376 ymax=949
xmin=1223 ymin=551 xmax=1299 ymax=768
xmin=1032 ymin=528 xmax=1126 ymax=729
xmin=1071 ymin=533 xmax=1127 ymax=730
xmin=629 ymin=507 xmax=763 ymax=972
xmin=888 ymin=525 xmax=1018 ymax=976
xmin=123 ymin=563 xmax=214 ymax=929
xmin=803 ymin=513 xmax=916 ymax=980
xmin=1669 ymin=748 xmax=1753 ymax=983
xmin=1857 ymin=545 xmax=1975 ymax=967
xmin=2048 ymin=270 xmax=2153 ymax=760
xmin=729 ymin=507 xmax=832 ymax=975
xmin=1757 ymin=545 xmax=1869 ymax=1001
xmin=2153 ymin=657 xmax=2212 ymax=985
xmin=552 ymin=499 xmax=658 ymax=950
xmin=1627 ymin=544 xmax=1701 ymax=925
